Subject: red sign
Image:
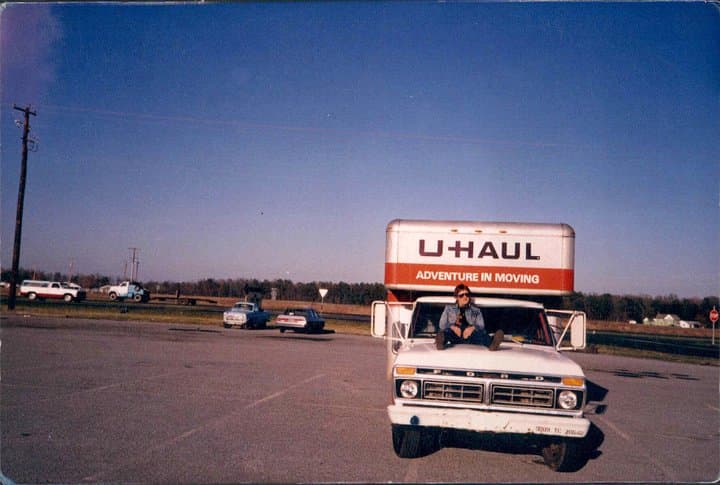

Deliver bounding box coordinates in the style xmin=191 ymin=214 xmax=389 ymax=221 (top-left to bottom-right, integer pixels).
xmin=710 ymin=308 xmax=719 ymax=323
xmin=385 ymin=262 xmax=574 ymax=294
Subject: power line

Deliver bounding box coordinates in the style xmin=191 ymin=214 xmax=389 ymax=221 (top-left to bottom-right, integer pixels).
xmin=27 ymin=103 xmax=581 ymax=149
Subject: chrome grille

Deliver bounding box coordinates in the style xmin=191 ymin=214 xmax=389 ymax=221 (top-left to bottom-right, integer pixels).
xmin=491 ymin=385 xmax=554 ymax=408
xmin=423 ymin=381 xmax=484 ymax=403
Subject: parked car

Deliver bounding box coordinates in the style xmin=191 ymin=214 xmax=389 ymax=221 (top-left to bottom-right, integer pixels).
xmin=223 ymin=301 xmax=271 ymax=329
xmin=275 ymin=308 xmax=325 ymax=334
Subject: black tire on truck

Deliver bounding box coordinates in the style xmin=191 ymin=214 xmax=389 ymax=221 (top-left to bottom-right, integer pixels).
xmin=133 ymin=294 xmax=143 ymax=302
xmin=109 ymin=292 xmax=118 ymax=301
xmin=392 ymin=425 xmax=440 ymax=459
xmin=63 ymin=294 xmax=73 ymax=302
xmin=392 ymin=425 xmax=421 ymax=458
xmin=541 ymin=439 xmax=585 ymax=472
xmin=28 ymin=292 xmax=37 ymax=301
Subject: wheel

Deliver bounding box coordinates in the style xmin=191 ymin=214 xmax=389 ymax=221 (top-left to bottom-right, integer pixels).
xmin=279 ymin=328 xmax=286 ymax=333
xmin=109 ymin=292 xmax=118 ymax=301
xmin=541 ymin=439 xmax=584 ymax=472
xmin=63 ymin=294 xmax=73 ymax=302
xmin=133 ymin=294 xmax=143 ymax=302
xmin=28 ymin=292 xmax=37 ymax=301
xmin=223 ymin=322 xmax=231 ymax=329
xmin=392 ymin=426 xmax=421 ymax=458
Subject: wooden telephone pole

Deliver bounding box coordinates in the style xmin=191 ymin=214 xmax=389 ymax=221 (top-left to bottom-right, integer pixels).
xmin=7 ymin=105 xmax=37 ymax=310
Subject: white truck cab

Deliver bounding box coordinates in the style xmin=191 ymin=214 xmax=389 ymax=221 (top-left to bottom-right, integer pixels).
xmin=107 ymin=281 xmax=150 ymax=303
xmin=372 ymin=220 xmax=591 ymax=471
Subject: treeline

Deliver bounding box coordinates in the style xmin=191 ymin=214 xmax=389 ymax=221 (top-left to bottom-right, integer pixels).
xmin=557 ymin=292 xmax=718 ymax=327
xmin=156 ymin=278 xmax=387 ymax=306
xmin=1 ymin=268 xmax=385 ymax=306
xmin=3 ymin=268 xmax=717 ymax=325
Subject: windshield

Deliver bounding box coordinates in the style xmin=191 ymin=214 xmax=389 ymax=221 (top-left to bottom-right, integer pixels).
xmin=410 ymin=303 xmax=553 ymax=346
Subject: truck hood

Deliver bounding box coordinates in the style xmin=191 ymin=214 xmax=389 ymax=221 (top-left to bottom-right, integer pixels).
xmin=394 ymin=341 xmax=584 ymax=378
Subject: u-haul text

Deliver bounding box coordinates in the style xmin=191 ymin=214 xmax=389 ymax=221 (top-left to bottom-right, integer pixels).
xmin=419 ymin=240 xmax=540 ymax=260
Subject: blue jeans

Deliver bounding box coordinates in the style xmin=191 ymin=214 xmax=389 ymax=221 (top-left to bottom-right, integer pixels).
xmin=441 ymin=326 xmax=491 ymax=347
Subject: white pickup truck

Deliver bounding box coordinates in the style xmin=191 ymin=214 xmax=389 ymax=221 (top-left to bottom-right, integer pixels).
xmin=223 ymin=301 xmax=271 ymax=329
xmin=372 ymin=219 xmax=594 ymax=471
xmin=20 ymin=280 xmax=87 ymax=302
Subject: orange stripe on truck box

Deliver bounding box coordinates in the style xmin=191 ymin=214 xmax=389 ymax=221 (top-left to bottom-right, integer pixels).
xmin=385 ymin=262 xmax=574 ymax=293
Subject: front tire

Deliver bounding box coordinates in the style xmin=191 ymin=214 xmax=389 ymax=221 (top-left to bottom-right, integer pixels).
xmin=392 ymin=426 xmax=421 ymax=458
xmin=63 ymin=294 xmax=73 ymax=302
xmin=541 ymin=439 xmax=584 ymax=472
xmin=109 ymin=292 xmax=118 ymax=301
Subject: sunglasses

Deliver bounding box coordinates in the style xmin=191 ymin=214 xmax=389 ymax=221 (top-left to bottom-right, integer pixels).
xmin=457 ymin=292 xmax=470 ymax=298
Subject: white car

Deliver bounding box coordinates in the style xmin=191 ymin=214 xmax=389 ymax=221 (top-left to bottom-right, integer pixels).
xmin=275 ymin=308 xmax=325 ymax=333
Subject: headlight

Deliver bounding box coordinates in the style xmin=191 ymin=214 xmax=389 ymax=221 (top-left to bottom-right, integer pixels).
xmin=558 ymin=390 xmax=578 ymax=409
xmin=399 ymin=380 xmax=419 ymax=399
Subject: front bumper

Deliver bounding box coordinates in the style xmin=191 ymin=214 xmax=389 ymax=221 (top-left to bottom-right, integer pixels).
xmin=388 ymin=404 xmax=590 ymax=438
xmin=224 ymin=317 xmax=247 ymax=325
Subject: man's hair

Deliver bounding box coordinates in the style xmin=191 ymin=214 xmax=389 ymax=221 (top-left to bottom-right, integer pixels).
xmin=454 ymin=284 xmax=471 ymax=297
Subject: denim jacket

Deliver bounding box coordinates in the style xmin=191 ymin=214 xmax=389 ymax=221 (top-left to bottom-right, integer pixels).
xmin=438 ymin=304 xmax=486 ymax=332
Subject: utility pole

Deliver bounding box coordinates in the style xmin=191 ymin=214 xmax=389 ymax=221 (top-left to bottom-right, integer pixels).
xmin=128 ymin=247 xmax=139 ymax=281
xmin=68 ymin=258 xmax=76 ymax=282
xmin=7 ymin=105 xmax=37 ymax=310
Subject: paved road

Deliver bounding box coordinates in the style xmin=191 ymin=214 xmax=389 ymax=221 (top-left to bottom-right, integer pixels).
xmin=1 ymin=315 xmax=718 ymax=483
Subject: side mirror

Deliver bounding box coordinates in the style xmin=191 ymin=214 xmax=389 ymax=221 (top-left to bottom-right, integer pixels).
xmin=569 ymin=312 xmax=586 ymax=349
xmin=549 ymin=310 xmax=587 ymax=351
xmin=371 ymin=301 xmax=386 ymax=337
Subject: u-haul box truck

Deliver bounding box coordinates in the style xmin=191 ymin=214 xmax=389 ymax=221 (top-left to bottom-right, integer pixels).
xmin=372 ymin=220 xmax=590 ymax=471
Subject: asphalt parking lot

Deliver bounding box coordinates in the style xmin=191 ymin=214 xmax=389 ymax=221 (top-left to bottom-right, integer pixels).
xmin=1 ymin=315 xmax=718 ymax=483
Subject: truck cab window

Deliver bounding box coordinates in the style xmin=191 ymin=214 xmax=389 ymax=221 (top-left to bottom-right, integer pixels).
xmin=482 ymin=307 xmax=552 ymax=346
xmin=411 ymin=304 xmax=445 ymax=338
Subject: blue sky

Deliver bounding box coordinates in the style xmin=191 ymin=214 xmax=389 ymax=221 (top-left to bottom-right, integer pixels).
xmin=1 ymin=2 xmax=718 ymax=298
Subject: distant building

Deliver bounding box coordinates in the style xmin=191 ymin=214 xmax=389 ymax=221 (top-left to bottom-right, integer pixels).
xmin=679 ymin=320 xmax=701 ymax=329
xmin=649 ymin=314 xmax=681 ymax=327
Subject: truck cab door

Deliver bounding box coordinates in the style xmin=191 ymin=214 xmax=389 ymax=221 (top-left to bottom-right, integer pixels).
xmin=548 ymin=310 xmax=587 ymax=350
